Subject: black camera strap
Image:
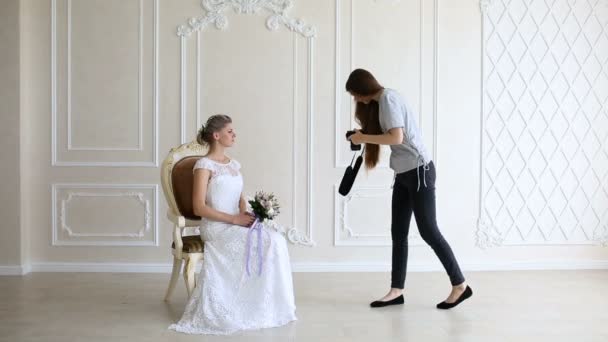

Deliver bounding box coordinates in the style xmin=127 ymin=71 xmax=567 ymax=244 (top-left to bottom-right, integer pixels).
xmin=349 ymin=146 xmax=365 ymax=167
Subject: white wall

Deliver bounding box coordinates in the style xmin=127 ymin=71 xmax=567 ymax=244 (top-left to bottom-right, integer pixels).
xmin=0 ymin=0 xmax=24 ymax=275
xmin=4 ymin=0 xmax=607 ymax=274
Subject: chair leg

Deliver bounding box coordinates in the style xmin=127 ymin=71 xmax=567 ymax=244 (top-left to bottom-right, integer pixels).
xmin=183 ymin=258 xmax=195 ymax=298
xmin=164 ymin=257 xmax=183 ymax=302
xmin=184 ymin=254 xmax=202 ymax=298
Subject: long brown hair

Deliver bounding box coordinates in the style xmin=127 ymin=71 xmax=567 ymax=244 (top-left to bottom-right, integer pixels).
xmin=345 ymin=69 xmax=384 ymax=169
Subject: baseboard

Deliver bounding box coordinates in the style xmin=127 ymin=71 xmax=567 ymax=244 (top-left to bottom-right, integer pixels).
xmin=0 ymin=264 xmax=31 ymax=276
xmin=30 ymin=263 xmax=175 ymax=273
xmin=24 ymin=260 xmax=608 ymax=274
xmin=294 ymin=261 xmax=608 ymax=272
xmin=462 ymin=260 xmax=608 ymax=272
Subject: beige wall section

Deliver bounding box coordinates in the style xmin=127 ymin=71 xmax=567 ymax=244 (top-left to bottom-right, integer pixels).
xmin=0 ymin=0 xmax=22 ymax=267
xmin=15 ymin=0 xmax=608 ymax=270
xmin=20 ymin=0 xmax=31 ymax=270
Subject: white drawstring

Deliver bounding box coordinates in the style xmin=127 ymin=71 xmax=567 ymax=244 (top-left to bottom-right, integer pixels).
xmin=391 ymin=156 xmax=429 ymax=191
xmin=416 ymin=156 xmax=430 ymax=192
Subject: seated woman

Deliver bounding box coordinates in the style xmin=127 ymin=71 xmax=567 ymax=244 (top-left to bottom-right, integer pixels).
xmin=169 ymin=114 xmax=297 ymax=335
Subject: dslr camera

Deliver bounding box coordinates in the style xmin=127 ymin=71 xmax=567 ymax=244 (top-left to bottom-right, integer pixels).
xmin=345 ymin=130 xmax=362 ymax=151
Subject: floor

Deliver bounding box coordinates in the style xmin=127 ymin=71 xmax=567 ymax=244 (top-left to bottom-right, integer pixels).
xmin=1 ymin=270 xmax=607 ymax=342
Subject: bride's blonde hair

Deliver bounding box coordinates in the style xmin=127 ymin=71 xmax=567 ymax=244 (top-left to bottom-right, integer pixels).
xmin=196 ymin=114 xmax=232 ymax=146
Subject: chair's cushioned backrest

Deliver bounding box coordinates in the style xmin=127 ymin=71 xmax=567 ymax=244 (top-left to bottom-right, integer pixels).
xmin=171 ymin=156 xmax=201 ymax=220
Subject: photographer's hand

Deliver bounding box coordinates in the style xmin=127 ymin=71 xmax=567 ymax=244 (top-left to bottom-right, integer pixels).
xmin=349 ymin=130 xmax=366 ymax=145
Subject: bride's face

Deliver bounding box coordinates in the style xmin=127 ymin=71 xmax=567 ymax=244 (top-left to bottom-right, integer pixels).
xmin=214 ymin=123 xmax=236 ymax=147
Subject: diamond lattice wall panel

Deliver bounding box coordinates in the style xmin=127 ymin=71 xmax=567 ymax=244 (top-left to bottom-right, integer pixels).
xmin=478 ymin=0 xmax=608 ymax=247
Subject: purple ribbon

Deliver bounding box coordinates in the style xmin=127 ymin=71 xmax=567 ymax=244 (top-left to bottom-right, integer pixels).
xmin=245 ymin=217 xmax=264 ymax=276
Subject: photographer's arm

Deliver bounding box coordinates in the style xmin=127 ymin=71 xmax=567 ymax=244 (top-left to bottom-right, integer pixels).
xmin=350 ymin=128 xmax=404 ymax=146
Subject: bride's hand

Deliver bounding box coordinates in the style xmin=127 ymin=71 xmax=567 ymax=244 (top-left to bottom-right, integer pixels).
xmin=232 ymin=213 xmax=255 ymax=227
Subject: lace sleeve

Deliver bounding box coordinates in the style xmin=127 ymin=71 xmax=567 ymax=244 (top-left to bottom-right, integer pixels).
xmin=193 ymin=158 xmax=216 ymax=174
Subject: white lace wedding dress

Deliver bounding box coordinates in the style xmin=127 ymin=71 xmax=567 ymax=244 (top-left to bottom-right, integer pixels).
xmin=169 ymin=157 xmax=297 ymax=335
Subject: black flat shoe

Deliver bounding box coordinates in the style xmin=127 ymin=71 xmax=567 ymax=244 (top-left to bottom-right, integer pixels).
xmin=370 ymin=295 xmax=404 ymax=308
xmin=436 ymin=286 xmax=473 ymax=310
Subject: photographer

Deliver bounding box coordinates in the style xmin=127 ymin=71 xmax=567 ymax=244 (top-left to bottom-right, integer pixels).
xmin=345 ymin=69 xmax=472 ymax=310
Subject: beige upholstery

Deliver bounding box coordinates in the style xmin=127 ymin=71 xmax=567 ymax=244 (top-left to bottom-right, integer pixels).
xmin=160 ymin=141 xmax=206 ymax=301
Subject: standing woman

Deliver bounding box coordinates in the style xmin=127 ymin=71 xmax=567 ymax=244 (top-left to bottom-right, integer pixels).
xmin=345 ymin=69 xmax=472 ymax=309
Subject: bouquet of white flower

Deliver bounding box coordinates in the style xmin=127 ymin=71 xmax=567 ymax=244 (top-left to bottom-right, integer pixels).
xmin=245 ymin=191 xmax=280 ymax=277
xmin=248 ymin=191 xmax=280 ymax=221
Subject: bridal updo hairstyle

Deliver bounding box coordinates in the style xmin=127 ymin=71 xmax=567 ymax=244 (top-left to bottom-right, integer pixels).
xmin=196 ymin=114 xmax=232 ymax=147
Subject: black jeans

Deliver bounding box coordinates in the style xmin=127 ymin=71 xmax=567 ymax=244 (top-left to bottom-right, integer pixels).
xmin=391 ymin=161 xmax=465 ymax=288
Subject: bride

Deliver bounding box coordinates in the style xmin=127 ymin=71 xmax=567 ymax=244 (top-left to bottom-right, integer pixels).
xmin=169 ymin=114 xmax=297 ymax=335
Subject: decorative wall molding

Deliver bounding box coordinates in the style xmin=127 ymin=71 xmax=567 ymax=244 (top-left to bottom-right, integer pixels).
xmin=334 ymin=185 xmax=424 ymax=246
xmin=479 ymin=0 xmax=493 ymax=14
xmin=178 ymin=0 xmax=317 ymax=145
xmin=477 ymin=0 xmax=608 ymax=247
xmin=52 ymin=184 xmax=159 ymax=246
xmin=263 ymin=218 xmax=315 ymax=247
xmin=334 ymin=0 xmax=438 ymax=168
xmin=51 ymin=0 xmax=159 ymax=167
xmin=176 ymin=0 xmax=316 ymax=245
xmin=66 ymin=0 xmax=143 ymax=152
xmin=60 ymin=192 xmax=151 ymax=238
xmin=176 ymin=0 xmax=316 ymax=38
